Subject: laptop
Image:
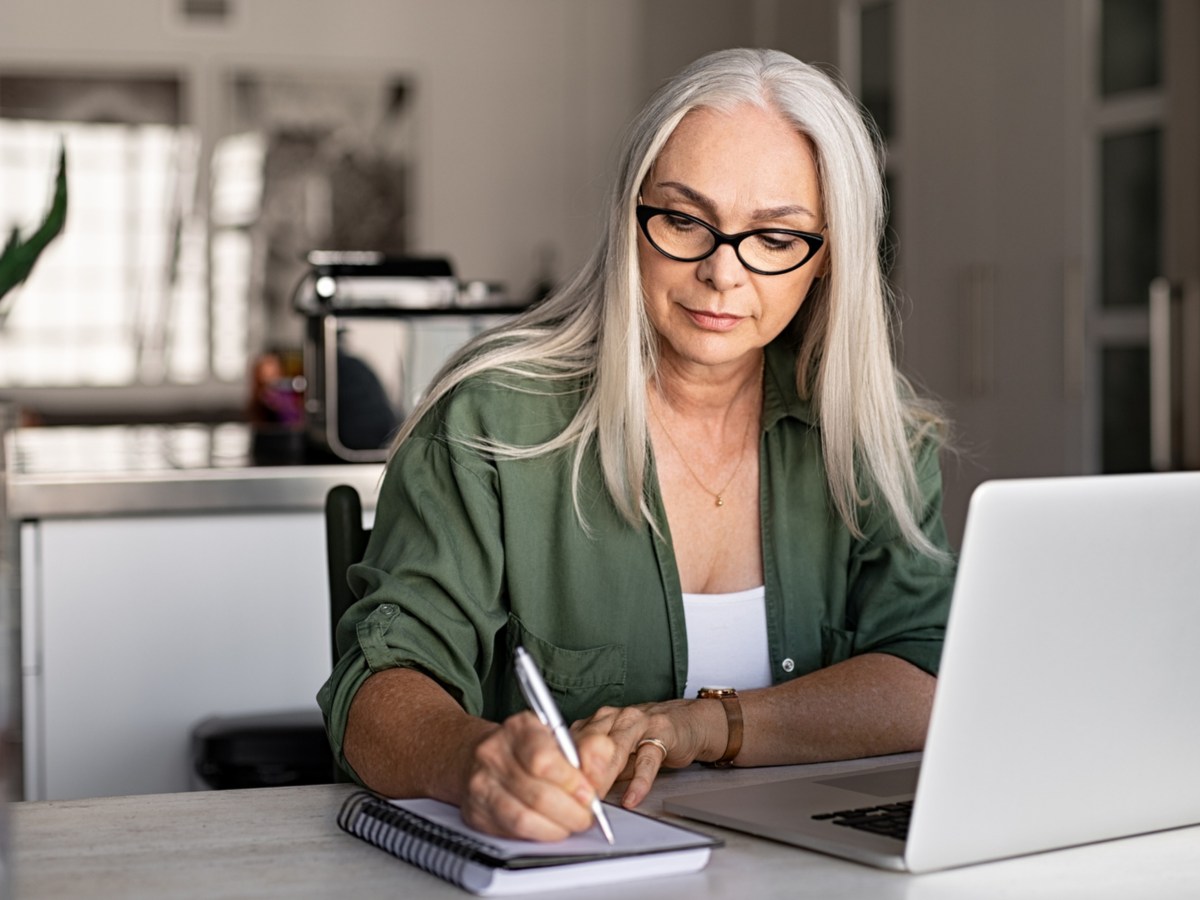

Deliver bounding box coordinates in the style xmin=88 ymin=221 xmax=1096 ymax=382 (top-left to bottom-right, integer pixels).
xmin=664 ymin=472 xmax=1200 ymax=872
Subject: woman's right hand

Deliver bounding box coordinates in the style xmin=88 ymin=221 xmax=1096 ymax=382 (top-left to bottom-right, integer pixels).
xmin=457 ymin=711 xmax=617 ymax=841
xmin=344 ymin=668 xmax=617 ymax=841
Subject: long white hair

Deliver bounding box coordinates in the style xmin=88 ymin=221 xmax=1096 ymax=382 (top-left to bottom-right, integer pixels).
xmin=391 ymin=48 xmax=946 ymax=556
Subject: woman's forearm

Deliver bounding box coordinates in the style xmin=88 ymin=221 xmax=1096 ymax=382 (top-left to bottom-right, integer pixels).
xmin=343 ymin=655 xmax=932 ymax=806
xmin=734 ymin=652 xmax=935 ymax=766
xmin=567 ymin=652 xmax=934 ymax=810
xmin=342 ymin=667 xmax=498 ymax=803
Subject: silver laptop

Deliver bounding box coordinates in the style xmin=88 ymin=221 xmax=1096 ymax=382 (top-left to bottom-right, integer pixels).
xmin=665 ymin=472 xmax=1200 ymax=872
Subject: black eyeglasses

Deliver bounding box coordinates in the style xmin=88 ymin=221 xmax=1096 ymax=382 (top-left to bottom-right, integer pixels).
xmin=636 ymin=204 xmax=825 ymax=276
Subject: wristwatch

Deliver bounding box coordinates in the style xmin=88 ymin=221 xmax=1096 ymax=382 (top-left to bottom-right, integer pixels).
xmin=697 ymin=686 xmax=743 ymax=768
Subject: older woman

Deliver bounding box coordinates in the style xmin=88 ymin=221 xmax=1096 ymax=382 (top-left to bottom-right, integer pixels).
xmin=318 ymin=48 xmax=954 ymax=841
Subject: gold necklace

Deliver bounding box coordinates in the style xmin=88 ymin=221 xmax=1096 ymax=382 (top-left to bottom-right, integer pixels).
xmin=650 ymin=368 xmax=761 ymax=508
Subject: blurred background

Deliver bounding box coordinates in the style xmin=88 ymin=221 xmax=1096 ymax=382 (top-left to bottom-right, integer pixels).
xmin=2 ymin=0 xmax=1198 ymax=537
xmin=0 ymin=0 xmax=1197 ymax=805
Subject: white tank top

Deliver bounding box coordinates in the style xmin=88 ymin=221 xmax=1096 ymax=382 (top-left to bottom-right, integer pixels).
xmin=681 ymin=585 xmax=772 ymax=699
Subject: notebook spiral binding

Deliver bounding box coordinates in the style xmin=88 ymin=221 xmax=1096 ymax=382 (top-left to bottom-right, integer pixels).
xmin=337 ymin=791 xmax=502 ymax=886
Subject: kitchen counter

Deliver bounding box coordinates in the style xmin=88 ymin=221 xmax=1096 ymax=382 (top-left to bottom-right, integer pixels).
xmin=5 ymin=423 xmax=384 ymax=519
xmin=5 ymin=422 xmax=386 ymax=801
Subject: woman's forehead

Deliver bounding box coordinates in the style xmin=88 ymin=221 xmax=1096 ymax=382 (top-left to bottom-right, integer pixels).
xmin=649 ymin=103 xmax=821 ymax=219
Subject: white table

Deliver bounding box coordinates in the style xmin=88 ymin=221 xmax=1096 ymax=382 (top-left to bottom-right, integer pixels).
xmin=11 ymin=755 xmax=1200 ymax=899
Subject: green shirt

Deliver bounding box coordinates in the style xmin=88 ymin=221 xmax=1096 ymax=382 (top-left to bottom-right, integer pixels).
xmin=317 ymin=339 xmax=956 ymax=772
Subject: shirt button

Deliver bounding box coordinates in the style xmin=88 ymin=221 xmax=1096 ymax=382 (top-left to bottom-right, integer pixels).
xmin=781 ymin=658 xmax=795 ymax=673
xmin=379 ymin=605 xmax=395 ymax=616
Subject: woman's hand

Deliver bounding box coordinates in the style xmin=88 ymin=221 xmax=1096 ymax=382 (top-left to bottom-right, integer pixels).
xmin=457 ymin=711 xmax=617 ymax=841
xmin=571 ymin=699 xmax=725 ymax=809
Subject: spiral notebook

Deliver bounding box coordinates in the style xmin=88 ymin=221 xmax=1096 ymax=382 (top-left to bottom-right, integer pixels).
xmin=337 ymin=791 xmax=721 ymax=895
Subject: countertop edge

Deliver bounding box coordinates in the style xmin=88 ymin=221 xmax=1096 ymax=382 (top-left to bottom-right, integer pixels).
xmin=6 ymin=463 xmax=386 ymax=519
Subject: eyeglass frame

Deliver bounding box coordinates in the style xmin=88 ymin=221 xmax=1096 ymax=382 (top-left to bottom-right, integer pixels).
xmin=635 ymin=204 xmax=826 ymax=276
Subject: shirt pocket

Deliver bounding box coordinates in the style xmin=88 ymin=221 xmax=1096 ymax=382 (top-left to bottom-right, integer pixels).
xmin=506 ymin=613 xmax=627 ymax=723
xmin=820 ymin=624 xmax=857 ymax=668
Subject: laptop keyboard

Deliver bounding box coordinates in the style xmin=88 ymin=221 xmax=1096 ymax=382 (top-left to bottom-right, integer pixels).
xmin=811 ymin=800 xmax=913 ymax=840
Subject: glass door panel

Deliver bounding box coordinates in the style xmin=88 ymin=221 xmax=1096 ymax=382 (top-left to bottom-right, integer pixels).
xmin=1088 ymin=0 xmax=1166 ymax=472
xmin=1100 ymin=0 xmax=1161 ymax=96
xmin=1100 ymin=128 xmax=1161 ymax=310
xmin=860 ymin=1 xmax=895 ymax=140
xmin=1101 ymin=345 xmax=1151 ymax=472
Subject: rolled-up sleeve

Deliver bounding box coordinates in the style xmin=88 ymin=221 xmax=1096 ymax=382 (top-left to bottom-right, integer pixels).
xmin=843 ymin=438 xmax=957 ymax=676
xmin=317 ymin=424 xmax=509 ymax=774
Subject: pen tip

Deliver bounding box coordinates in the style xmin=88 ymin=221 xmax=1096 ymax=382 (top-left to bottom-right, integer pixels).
xmin=595 ymin=808 xmax=615 ymax=844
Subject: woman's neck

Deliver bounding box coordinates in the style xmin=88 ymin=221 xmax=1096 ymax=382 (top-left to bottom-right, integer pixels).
xmin=652 ymin=349 xmax=766 ymax=423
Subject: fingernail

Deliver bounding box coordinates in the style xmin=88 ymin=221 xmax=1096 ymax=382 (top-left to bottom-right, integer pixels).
xmin=575 ymin=785 xmax=595 ymax=806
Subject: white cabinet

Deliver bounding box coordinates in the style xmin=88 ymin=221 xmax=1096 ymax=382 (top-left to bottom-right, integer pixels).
xmin=21 ymin=512 xmax=333 ymax=801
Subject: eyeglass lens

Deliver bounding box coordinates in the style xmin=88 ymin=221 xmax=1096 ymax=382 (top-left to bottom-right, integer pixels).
xmin=644 ymin=211 xmax=815 ymax=274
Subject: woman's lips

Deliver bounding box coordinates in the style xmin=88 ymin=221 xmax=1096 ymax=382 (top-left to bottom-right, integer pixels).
xmin=683 ymin=307 xmax=744 ymax=332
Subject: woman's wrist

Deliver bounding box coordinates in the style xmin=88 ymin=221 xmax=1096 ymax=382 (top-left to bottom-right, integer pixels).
xmin=690 ymin=697 xmax=733 ymax=763
xmin=693 ymin=687 xmax=744 ymax=766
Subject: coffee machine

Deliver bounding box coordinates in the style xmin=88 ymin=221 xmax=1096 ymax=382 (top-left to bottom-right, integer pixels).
xmin=297 ymin=252 xmax=522 ymax=462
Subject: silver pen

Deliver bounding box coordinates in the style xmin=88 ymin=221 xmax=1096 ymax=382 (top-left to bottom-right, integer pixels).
xmin=513 ymin=645 xmax=616 ymax=844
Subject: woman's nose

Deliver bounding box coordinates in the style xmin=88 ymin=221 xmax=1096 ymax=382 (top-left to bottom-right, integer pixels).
xmin=695 ymin=243 xmax=747 ymax=291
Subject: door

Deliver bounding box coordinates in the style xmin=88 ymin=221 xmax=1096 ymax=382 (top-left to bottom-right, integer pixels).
xmin=1080 ymin=0 xmax=1200 ymax=474
xmin=852 ymin=0 xmax=1200 ymax=546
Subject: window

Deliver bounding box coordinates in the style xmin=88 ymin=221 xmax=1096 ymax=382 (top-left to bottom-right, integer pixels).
xmin=0 ymin=67 xmax=413 ymax=421
xmin=0 ymin=73 xmax=228 ymax=389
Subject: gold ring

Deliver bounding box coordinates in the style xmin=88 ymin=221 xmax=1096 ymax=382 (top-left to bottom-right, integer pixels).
xmin=635 ymin=737 xmax=669 ymax=758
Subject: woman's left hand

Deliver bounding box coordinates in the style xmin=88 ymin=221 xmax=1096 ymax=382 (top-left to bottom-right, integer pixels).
xmin=570 ymin=699 xmax=721 ymax=809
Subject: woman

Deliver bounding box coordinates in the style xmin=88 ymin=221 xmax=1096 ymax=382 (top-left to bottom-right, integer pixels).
xmin=318 ymin=48 xmax=955 ymax=842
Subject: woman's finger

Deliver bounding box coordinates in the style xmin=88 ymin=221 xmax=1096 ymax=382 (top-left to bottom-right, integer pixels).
xmin=577 ymin=705 xmax=657 ymax=755
xmin=575 ymin=708 xmax=663 ymax=790
xmin=462 ymin=712 xmax=598 ymax=838
xmin=461 ymin=777 xmax=578 ymax=841
xmin=620 ymin=737 xmax=670 ymax=808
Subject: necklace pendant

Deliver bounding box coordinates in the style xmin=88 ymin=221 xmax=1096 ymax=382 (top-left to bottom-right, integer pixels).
xmin=715 ymin=495 xmax=724 ymax=507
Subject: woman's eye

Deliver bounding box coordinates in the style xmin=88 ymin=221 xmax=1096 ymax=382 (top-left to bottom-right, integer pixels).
xmin=756 ymin=233 xmax=799 ymax=253
xmin=664 ymin=214 xmax=699 ymax=232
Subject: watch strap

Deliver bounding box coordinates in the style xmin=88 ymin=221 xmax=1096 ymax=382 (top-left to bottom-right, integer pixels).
xmin=697 ymin=687 xmax=743 ymax=767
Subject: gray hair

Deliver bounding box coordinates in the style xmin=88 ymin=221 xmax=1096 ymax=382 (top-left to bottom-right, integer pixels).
xmin=392 ymin=48 xmax=946 ymax=557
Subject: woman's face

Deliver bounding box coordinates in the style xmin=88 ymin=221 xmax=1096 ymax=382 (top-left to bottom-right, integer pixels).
xmin=638 ymin=102 xmax=827 ymax=375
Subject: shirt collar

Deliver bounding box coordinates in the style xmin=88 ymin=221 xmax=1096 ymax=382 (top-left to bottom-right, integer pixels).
xmin=762 ymin=336 xmax=816 ymax=430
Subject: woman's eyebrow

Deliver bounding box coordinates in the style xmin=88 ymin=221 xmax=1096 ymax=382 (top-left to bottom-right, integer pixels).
xmin=657 ymin=181 xmax=717 ymax=217
xmin=752 ymin=203 xmax=817 ymax=222
xmin=656 ymin=181 xmax=816 ymax=223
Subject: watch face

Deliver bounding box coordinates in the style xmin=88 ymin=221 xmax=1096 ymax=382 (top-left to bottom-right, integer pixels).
xmin=698 ymin=686 xmax=737 ymax=698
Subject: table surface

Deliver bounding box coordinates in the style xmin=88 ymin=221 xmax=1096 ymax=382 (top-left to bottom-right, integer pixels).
xmin=11 ymin=754 xmax=1200 ymax=899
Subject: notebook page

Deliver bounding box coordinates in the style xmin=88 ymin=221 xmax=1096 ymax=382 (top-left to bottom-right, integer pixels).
xmin=393 ymin=797 xmax=717 ymax=863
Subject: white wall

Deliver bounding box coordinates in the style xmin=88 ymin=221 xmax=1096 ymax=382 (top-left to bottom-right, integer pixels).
xmin=0 ymin=0 xmax=643 ymax=297
xmin=895 ymin=0 xmax=1081 ymax=543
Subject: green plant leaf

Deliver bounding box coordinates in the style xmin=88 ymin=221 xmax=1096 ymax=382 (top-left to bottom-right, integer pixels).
xmin=0 ymin=143 xmax=69 ymax=305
